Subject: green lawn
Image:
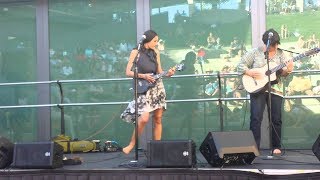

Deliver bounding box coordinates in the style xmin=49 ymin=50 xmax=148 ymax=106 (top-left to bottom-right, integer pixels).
xmin=166 ymin=10 xmax=320 ymax=73
xmin=267 ymin=10 xmax=320 ymax=42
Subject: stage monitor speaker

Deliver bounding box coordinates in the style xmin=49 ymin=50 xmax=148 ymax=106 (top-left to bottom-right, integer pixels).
xmin=147 ymin=139 xmax=196 ymax=168
xmin=312 ymin=134 xmax=320 ymax=161
xmin=199 ymin=131 xmax=260 ymax=167
xmin=0 ymin=136 xmax=14 ymax=169
xmin=12 ymin=141 xmax=64 ymax=169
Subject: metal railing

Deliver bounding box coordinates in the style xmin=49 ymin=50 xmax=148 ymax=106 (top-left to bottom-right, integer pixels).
xmin=0 ymin=70 xmax=319 ymax=136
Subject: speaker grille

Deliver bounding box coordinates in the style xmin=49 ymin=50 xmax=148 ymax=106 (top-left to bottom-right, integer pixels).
xmin=12 ymin=141 xmax=63 ymax=169
xmin=312 ymin=135 xmax=320 ymax=161
xmin=147 ymin=140 xmax=196 ymax=168
xmin=199 ymin=131 xmax=259 ymax=167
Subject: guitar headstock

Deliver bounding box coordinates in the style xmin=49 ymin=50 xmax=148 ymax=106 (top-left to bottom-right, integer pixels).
xmin=175 ymin=63 xmax=185 ymax=71
xmin=305 ymin=47 xmax=320 ymax=57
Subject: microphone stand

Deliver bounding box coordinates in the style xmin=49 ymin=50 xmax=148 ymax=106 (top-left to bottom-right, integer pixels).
xmin=56 ymin=80 xmax=65 ymax=136
xmin=265 ymin=38 xmax=274 ymax=157
xmin=120 ymin=43 xmax=143 ymax=168
xmin=217 ymin=71 xmax=224 ymax=131
xmin=199 ymin=62 xmax=207 ymax=134
xmin=132 ymin=42 xmax=142 ymax=164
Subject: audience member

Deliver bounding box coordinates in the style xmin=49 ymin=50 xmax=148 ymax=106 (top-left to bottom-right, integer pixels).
xmin=157 ymin=39 xmax=166 ymax=54
xmin=197 ymin=46 xmax=206 ymax=65
xmin=289 ymin=0 xmax=297 ymax=12
xmin=287 ymin=74 xmax=313 ymax=96
xmin=307 ymin=33 xmax=319 ymax=49
xmin=207 ymin=32 xmax=217 ymax=49
xmin=205 ymin=80 xmax=218 ymax=96
xmin=119 ymin=40 xmax=128 ymax=53
xmin=281 ymin=1 xmax=289 ymax=13
xmin=281 ymin=24 xmax=288 ymax=39
xmin=229 ymin=37 xmax=243 ymax=57
xmin=312 ymin=80 xmax=320 ymax=95
xmin=175 ymin=51 xmax=199 ymax=138
xmin=296 ymin=36 xmax=306 ymax=49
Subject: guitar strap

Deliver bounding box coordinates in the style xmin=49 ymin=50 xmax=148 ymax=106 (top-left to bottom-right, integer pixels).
xmin=277 ymin=47 xmax=299 ymax=54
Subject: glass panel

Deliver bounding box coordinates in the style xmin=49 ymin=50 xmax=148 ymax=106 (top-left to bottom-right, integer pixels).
xmin=266 ymin=0 xmax=320 ymax=148
xmin=151 ymin=0 xmax=252 ymax=145
xmin=282 ymin=72 xmax=320 ymax=148
xmin=49 ymin=0 xmax=137 ymax=145
xmin=0 ymin=2 xmax=37 ymax=142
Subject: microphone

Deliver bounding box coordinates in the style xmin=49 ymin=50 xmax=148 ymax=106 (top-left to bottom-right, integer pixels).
xmin=137 ymin=35 xmax=146 ymax=51
xmin=266 ymin=32 xmax=273 ymax=51
xmin=139 ymin=35 xmax=146 ymax=44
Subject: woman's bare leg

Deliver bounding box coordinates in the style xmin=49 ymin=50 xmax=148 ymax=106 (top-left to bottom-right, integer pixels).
xmin=122 ymin=112 xmax=150 ymax=154
xmin=153 ymin=108 xmax=163 ymax=140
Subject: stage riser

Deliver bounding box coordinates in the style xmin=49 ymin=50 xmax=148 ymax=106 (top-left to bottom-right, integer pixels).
xmin=1 ymin=170 xmax=320 ymax=180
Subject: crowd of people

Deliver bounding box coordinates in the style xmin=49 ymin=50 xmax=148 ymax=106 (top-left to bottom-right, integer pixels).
xmin=267 ymin=0 xmax=320 ymax=14
xmin=49 ymin=40 xmax=135 ymax=80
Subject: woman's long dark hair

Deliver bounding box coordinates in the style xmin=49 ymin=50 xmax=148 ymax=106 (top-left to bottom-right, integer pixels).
xmin=138 ymin=30 xmax=158 ymax=63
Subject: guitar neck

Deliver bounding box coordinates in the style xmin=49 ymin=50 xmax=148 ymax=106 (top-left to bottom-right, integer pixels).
xmin=153 ymin=63 xmax=184 ymax=79
xmin=154 ymin=71 xmax=168 ymax=79
xmin=270 ymin=53 xmax=307 ymax=73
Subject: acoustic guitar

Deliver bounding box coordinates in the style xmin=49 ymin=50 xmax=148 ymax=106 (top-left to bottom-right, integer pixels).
xmin=242 ymin=48 xmax=320 ymax=94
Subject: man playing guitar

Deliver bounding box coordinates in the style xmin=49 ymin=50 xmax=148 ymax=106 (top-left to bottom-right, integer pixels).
xmin=237 ymin=29 xmax=294 ymax=155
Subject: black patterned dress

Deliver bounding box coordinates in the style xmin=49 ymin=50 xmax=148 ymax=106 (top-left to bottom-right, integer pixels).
xmin=120 ymin=50 xmax=167 ymax=123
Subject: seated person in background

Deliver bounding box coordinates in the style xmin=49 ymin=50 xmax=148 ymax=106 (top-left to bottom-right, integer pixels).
xmin=157 ymin=39 xmax=165 ymax=54
xmin=119 ymin=40 xmax=128 ymax=53
xmin=289 ymin=0 xmax=297 ymax=12
xmin=296 ymin=36 xmax=306 ymax=49
xmin=229 ymin=37 xmax=243 ymax=57
xmin=207 ymin=32 xmax=217 ymax=49
xmin=281 ymin=1 xmax=289 ymax=13
xmin=312 ymin=80 xmax=320 ymax=95
xmin=205 ymin=80 xmax=218 ymax=96
xmin=197 ymin=46 xmax=206 ymax=65
xmin=287 ymin=74 xmax=313 ymax=96
xmin=307 ymin=33 xmax=319 ymax=49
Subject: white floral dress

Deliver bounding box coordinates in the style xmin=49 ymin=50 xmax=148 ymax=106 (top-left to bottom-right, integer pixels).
xmin=120 ymin=79 xmax=166 ymax=123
